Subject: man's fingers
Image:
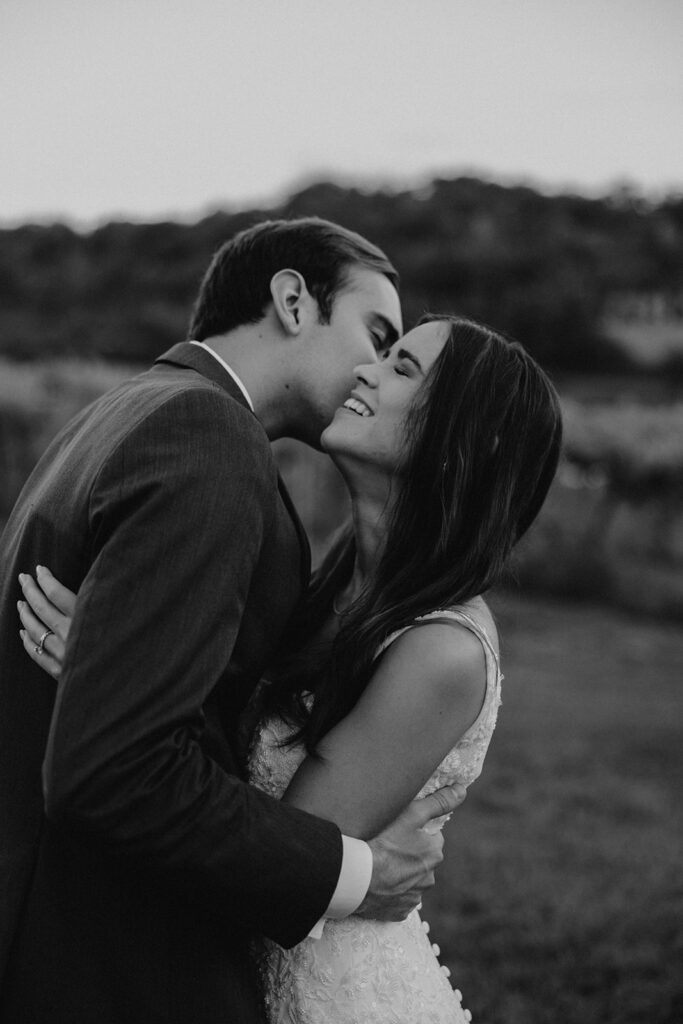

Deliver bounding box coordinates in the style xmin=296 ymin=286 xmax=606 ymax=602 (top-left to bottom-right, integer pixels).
xmin=19 ymin=573 xmax=68 ymax=640
xmin=36 ymin=565 xmax=77 ymax=619
xmin=406 ymin=785 xmax=467 ymax=828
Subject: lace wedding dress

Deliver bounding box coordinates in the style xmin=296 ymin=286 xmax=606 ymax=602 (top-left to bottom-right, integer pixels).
xmin=248 ymin=608 xmax=502 ymax=1024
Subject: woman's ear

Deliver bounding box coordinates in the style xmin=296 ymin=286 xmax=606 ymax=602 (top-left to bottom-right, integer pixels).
xmin=270 ymin=269 xmax=308 ymax=335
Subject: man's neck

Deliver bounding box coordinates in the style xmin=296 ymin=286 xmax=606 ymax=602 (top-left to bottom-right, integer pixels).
xmin=200 ymin=330 xmax=292 ymax=441
xmin=191 ymin=341 xmax=254 ymax=412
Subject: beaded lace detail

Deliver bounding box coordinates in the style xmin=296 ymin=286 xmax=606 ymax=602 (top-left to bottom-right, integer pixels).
xmin=248 ymin=608 xmax=502 ymax=1023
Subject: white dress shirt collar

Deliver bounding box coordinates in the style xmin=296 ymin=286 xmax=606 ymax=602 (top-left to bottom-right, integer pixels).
xmin=190 ymin=340 xmax=255 ymax=413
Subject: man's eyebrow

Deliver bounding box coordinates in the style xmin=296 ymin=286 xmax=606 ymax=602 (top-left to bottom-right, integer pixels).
xmin=396 ymin=347 xmax=423 ymax=373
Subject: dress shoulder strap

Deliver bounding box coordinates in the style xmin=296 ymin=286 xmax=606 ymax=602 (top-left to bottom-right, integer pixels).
xmin=376 ymin=607 xmax=501 ymax=680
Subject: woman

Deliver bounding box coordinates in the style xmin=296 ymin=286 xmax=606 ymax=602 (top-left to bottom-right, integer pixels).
xmin=18 ymin=315 xmax=562 ymax=1023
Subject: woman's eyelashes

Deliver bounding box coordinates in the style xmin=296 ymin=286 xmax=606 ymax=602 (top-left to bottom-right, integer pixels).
xmin=380 ymin=349 xmax=409 ymax=375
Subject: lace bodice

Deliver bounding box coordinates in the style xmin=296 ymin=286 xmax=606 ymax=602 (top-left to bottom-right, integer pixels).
xmin=248 ymin=607 xmax=502 ymax=1024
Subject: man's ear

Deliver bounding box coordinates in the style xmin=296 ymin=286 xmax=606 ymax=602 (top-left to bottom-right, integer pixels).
xmin=270 ymin=269 xmax=308 ymax=335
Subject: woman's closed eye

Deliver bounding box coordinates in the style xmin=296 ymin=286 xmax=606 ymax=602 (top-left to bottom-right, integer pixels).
xmin=380 ymin=349 xmax=410 ymax=375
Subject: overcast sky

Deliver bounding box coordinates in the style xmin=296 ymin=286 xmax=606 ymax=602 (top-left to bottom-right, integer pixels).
xmin=2 ymin=0 xmax=681 ymax=225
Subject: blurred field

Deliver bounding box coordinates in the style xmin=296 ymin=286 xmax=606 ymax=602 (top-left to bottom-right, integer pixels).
xmin=603 ymin=317 xmax=683 ymax=366
xmin=512 ymin=399 xmax=683 ymax=619
xmin=423 ymin=591 xmax=682 ymax=1024
xmin=0 ymin=358 xmax=134 ymax=518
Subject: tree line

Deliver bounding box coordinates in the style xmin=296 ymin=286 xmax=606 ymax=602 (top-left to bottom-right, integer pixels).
xmin=1 ymin=176 xmax=682 ymax=372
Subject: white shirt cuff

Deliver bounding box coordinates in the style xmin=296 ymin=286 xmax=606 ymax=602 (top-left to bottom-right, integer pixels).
xmin=308 ymin=835 xmax=373 ymax=939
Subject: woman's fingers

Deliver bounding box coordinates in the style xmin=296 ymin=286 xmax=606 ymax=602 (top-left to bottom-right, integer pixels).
xmin=17 ymin=595 xmax=50 ymax=643
xmin=17 ymin=598 xmax=63 ymax=659
xmin=17 ymin=567 xmax=73 ymax=681
xmin=36 ymin=565 xmax=77 ymax=619
xmin=18 ymin=572 xmax=70 ymax=642
xmin=17 ymin=598 xmax=62 ymax=656
xmin=19 ymin=628 xmax=62 ymax=680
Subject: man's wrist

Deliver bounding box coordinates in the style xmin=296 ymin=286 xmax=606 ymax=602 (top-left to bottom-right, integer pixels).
xmin=308 ymin=835 xmax=373 ymax=938
xmin=326 ymin=835 xmax=373 ymax=920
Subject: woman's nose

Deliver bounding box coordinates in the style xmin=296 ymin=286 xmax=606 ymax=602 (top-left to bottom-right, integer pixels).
xmin=354 ymin=363 xmax=378 ymax=387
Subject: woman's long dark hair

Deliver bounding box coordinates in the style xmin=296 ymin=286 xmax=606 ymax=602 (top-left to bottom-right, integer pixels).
xmin=267 ymin=315 xmax=563 ymax=754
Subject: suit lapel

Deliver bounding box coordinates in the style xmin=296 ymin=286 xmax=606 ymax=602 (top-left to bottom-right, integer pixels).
xmin=155 ymin=342 xmax=311 ymax=589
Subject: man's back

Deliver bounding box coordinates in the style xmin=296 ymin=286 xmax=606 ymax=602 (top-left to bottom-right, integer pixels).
xmin=0 ymin=349 xmax=340 ymax=1023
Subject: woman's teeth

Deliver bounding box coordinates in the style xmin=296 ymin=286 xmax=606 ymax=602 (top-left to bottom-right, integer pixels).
xmin=343 ymin=398 xmax=373 ymax=417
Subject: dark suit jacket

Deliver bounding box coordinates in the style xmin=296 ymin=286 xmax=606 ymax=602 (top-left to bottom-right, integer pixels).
xmin=0 ymin=343 xmax=343 ymax=1024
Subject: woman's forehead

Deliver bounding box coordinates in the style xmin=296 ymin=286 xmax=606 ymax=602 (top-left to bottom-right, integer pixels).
xmin=392 ymin=321 xmax=448 ymax=368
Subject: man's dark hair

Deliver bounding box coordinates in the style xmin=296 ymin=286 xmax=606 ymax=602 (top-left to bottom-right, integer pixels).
xmin=189 ymin=217 xmax=399 ymax=341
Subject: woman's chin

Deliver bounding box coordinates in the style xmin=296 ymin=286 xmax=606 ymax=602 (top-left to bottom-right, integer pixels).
xmin=320 ymin=415 xmax=346 ymax=453
xmin=321 ymin=409 xmax=374 ymax=463
xmin=319 ymin=425 xmax=333 ymax=452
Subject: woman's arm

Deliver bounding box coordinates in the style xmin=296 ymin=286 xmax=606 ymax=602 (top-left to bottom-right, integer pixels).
xmin=283 ymin=621 xmax=489 ymax=839
xmin=21 ymin=579 xmax=489 ymax=843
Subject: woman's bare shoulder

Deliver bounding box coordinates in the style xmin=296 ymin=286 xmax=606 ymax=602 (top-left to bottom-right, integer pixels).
xmin=376 ymin=614 xmax=486 ymax=713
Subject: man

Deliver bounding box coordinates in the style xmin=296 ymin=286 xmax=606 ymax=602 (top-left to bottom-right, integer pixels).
xmin=0 ymin=218 xmax=463 ymax=1023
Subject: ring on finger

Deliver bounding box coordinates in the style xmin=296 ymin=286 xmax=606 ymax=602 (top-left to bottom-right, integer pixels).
xmin=36 ymin=629 xmax=54 ymax=656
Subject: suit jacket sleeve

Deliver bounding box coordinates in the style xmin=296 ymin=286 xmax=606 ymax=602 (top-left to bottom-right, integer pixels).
xmin=42 ymin=385 xmax=343 ymax=948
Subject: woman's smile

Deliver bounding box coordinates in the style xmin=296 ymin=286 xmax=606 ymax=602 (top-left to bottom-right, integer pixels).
xmin=342 ymin=393 xmax=374 ymax=417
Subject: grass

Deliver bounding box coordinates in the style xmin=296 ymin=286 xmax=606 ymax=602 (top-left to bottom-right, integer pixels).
xmin=422 ymin=592 xmax=683 ymax=1024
